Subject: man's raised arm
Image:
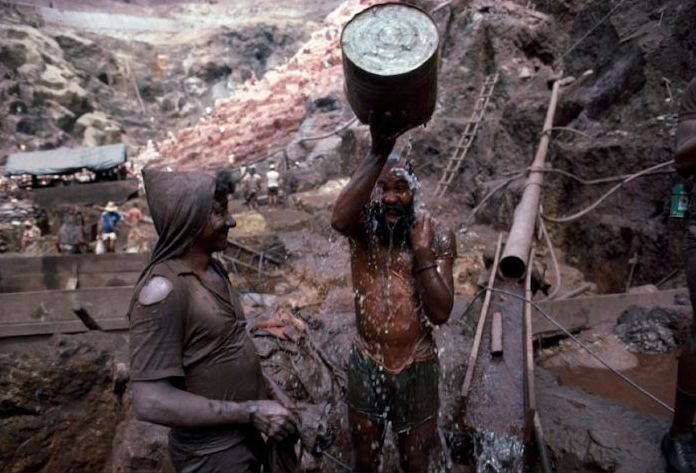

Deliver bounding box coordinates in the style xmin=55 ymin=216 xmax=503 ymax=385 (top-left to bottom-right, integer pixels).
xmin=331 ymin=112 xmax=407 ymax=235
xmin=674 ymin=119 xmax=696 ymax=177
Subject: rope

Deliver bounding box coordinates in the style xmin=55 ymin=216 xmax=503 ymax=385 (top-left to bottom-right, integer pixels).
xmin=462 ymin=172 xmax=526 ymax=225
xmin=537 ymin=166 xmax=673 ymax=186
xmin=558 ymin=0 xmax=630 ymax=63
xmin=460 ymin=287 xmax=674 ymax=414
xmin=298 ymin=117 xmax=358 ymax=143
xmin=541 ymin=160 xmax=673 ymax=223
xmin=538 ymin=209 xmax=561 ymax=300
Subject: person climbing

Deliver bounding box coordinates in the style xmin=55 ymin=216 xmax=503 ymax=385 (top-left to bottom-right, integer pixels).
xmin=668 ymin=77 xmax=696 ymax=472
xmin=128 ymin=169 xmax=297 ymax=472
xmin=266 ymin=163 xmax=281 ymax=208
xmin=242 ymin=165 xmax=263 ymax=210
xmin=331 ymin=111 xmax=456 ymax=472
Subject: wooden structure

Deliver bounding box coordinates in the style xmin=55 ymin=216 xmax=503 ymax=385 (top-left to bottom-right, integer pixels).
xmin=435 ymin=73 xmax=498 ymax=197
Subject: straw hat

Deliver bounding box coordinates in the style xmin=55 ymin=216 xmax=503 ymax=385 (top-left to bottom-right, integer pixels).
xmin=105 ymin=201 xmax=118 ymax=212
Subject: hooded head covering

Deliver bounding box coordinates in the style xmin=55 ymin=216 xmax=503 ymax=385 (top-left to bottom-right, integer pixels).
xmin=141 ymin=169 xmax=216 ymax=275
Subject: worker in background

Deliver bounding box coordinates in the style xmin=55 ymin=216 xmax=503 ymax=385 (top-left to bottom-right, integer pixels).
xmin=669 ymin=77 xmax=696 ymax=472
xmin=99 ymin=201 xmax=123 ymax=253
xmin=242 ymin=165 xmax=262 ymax=210
xmin=56 ymin=208 xmax=87 ymax=254
xmin=331 ymin=111 xmax=456 ymax=472
xmin=266 ymin=163 xmax=280 ymax=208
xmin=20 ymin=219 xmax=41 ymax=251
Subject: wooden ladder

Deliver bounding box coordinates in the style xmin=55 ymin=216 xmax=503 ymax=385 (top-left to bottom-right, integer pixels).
xmin=220 ymin=238 xmax=283 ymax=276
xmin=435 ymin=72 xmax=499 ymax=197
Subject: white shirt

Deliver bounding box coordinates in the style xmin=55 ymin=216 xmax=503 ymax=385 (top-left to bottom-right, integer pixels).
xmin=266 ymin=170 xmax=279 ymax=188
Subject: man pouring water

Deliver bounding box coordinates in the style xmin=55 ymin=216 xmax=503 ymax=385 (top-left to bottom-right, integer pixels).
xmin=333 ymin=6 xmax=453 ymax=470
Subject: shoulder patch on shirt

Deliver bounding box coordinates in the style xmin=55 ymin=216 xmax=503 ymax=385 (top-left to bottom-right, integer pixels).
xmin=138 ymin=276 xmax=174 ymax=306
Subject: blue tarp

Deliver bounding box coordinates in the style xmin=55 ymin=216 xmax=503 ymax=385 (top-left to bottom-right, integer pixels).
xmin=4 ymin=143 xmax=126 ymax=176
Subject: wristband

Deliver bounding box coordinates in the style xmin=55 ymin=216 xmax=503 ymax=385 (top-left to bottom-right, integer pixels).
xmin=414 ymin=263 xmax=437 ymax=274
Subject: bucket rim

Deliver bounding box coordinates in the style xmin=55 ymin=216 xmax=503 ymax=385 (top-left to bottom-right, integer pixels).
xmin=340 ymin=2 xmax=440 ymax=77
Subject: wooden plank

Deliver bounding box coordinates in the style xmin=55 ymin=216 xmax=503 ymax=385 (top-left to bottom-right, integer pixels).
xmin=0 ymin=286 xmax=133 ymax=338
xmin=461 ymin=233 xmax=503 ymax=397
xmin=32 ymin=179 xmax=139 ymax=208
xmin=533 ymin=288 xmax=688 ymax=337
xmin=455 ymin=279 xmax=526 ymax=468
xmin=490 ymin=311 xmax=503 ymax=356
xmin=0 ymin=319 xmax=128 ymax=338
xmin=0 ymin=253 xmax=148 ymax=278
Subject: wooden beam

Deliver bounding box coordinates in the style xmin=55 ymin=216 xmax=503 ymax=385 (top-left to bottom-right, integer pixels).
xmin=461 ymin=233 xmax=503 ymax=397
xmin=490 ymin=311 xmax=503 ymax=356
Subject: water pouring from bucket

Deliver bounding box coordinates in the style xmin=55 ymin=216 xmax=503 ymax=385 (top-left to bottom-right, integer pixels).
xmin=341 ymin=3 xmax=440 ymax=135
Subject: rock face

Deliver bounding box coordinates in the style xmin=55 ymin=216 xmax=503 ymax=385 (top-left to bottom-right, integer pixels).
xmin=537 ymin=368 xmax=669 ymax=473
xmin=150 ymin=0 xmax=379 ymax=171
xmin=0 ymin=333 xmax=130 ymax=473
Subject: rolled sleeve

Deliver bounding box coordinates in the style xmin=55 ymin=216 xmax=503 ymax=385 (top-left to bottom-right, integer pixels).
xmin=129 ymin=290 xmax=185 ymax=381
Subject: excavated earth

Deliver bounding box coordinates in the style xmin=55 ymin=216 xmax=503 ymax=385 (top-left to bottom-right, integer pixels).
xmin=1 ymin=0 xmax=696 ymax=472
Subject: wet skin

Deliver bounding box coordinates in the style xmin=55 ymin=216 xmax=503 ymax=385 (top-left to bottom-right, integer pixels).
xmin=349 ymin=166 xmax=454 ymax=370
xmin=332 ymin=112 xmax=454 ymax=472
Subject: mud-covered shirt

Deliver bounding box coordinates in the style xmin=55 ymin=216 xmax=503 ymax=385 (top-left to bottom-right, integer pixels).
xmin=129 ymin=257 xmax=265 ymax=456
xmin=680 ymin=78 xmax=696 ymax=123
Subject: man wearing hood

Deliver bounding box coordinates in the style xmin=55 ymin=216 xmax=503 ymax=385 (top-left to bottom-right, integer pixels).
xmin=331 ymin=113 xmax=456 ymax=472
xmin=128 ymin=169 xmax=295 ymax=473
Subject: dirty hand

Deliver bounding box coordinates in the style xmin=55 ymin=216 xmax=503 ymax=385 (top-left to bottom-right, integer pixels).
xmin=247 ymin=400 xmax=296 ymax=440
xmin=410 ymin=210 xmax=435 ymax=264
xmin=369 ymin=110 xmax=410 ymax=155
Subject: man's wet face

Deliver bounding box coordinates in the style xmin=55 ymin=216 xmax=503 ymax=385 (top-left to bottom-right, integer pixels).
xmin=200 ymin=197 xmax=235 ymax=252
xmin=374 ymin=165 xmax=415 ymax=246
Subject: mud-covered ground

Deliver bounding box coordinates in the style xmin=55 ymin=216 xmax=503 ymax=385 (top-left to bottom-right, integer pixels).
xmin=1 ymin=0 xmax=695 ymax=472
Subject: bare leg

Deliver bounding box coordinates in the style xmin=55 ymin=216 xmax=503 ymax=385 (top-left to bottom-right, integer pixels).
xmin=672 ymin=249 xmax=696 ymax=434
xmin=662 ymin=249 xmax=696 ymax=472
xmin=349 ymin=409 xmax=384 ymax=473
xmin=397 ymin=418 xmax=437 ymax=473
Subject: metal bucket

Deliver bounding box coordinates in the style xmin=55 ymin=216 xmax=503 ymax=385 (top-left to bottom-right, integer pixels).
xmin=341 ymin=3 xmax=439 ymax=130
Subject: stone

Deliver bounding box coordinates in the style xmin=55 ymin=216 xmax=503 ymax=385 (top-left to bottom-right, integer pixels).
xmin=73 ymin=111 xmax=123 ymax=146
xmin=614 ymin=306 xmax=681 ymax=353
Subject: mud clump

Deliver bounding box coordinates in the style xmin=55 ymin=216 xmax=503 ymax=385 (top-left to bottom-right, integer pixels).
xmin=614 ymin=306 xmax=685 ymax=353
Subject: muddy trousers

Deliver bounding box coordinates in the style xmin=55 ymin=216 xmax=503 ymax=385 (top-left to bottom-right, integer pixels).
xmin=674 ymin=222 xmax=696 ymax=431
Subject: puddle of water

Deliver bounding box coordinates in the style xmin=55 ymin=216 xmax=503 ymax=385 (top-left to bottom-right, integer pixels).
xmin=548 ymin=351 xmax=678 ymax=417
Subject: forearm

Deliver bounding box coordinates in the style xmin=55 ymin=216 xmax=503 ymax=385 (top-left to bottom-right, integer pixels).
xmin=414 ymin=255 xmax=454 ymax=325
xmin=416 ymin=270 xmax=454 ymax=324
xmin=331 ymin=150 xmax=389 ymax=234
xmin=132 ymin=381 xmax=251 ymax=428
xmin=674 ymin=136 xmax=696 ymax=177
xmin=264 ymin=372 xmax=293 ymax=408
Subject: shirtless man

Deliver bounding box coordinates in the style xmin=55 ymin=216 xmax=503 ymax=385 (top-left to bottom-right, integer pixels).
xmin=668 ymin=77 xmax=696 ymax=472
xmin=331 ymin=114 xmax=456 ymax=472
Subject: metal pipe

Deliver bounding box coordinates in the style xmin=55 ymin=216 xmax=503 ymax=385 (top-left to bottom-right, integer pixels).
xmin=500 ymin=79 xmax=563 ymax=279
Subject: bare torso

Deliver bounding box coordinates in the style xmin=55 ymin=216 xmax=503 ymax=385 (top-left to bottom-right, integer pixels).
xmin=350 ymin=236 xmax=433 ymax=372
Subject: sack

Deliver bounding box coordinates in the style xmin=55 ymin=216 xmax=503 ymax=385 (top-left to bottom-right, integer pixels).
xmin=95 ymin=239 xmax=105 ymax=255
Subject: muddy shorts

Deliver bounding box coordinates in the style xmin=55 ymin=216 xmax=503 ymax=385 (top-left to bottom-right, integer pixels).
xmin=346 ymin=347 xmax=439 ymax=433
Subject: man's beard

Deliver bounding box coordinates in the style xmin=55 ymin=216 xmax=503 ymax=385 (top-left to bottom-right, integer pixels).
xmin=373 ymin=201 xmax=416 ymax=247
